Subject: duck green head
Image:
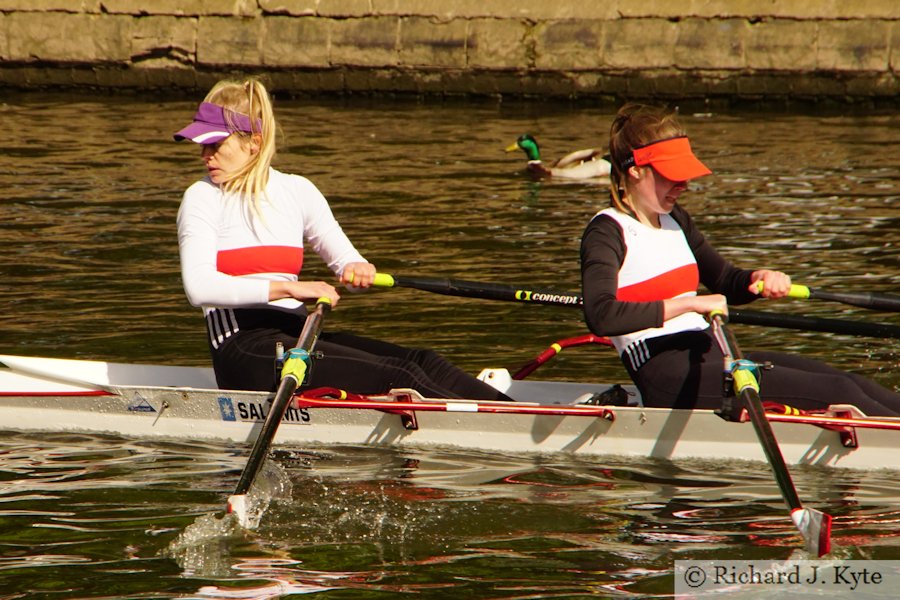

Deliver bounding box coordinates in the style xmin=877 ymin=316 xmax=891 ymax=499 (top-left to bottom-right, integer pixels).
xmin=506 ymin=134 xmax=541 ymax=161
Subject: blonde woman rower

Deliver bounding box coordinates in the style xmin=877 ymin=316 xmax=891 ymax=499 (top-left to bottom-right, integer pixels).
xmin=175 ymin=78 xmax=510 ymax=400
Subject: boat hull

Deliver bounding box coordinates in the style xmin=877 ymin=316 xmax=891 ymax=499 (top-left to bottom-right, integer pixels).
xmin=0 ymin=355 xmax=895 ymax=470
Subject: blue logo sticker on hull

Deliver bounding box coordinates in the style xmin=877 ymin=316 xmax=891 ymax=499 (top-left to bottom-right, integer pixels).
xmin=218 ymin=397 xmax=236 ymax=421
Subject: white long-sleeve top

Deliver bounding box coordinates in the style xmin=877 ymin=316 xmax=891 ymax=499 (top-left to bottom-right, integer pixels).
xmin=177 ymin=168 xmax=365 ymax=317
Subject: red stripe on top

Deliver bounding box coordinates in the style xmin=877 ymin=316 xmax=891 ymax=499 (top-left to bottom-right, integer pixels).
xmin=217 ymin=246 xmax=304 ymax=276
xmin=618 ymin=263 xmax=699 ymax=302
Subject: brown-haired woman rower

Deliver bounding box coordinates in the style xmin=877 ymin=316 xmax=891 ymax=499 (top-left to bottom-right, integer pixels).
xmin=580 ymin=103 xmax=899 ymax=416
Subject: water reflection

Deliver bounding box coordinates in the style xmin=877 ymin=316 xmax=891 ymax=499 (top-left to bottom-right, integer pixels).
xmin=0 ymin=427 xmax=899 ymax=598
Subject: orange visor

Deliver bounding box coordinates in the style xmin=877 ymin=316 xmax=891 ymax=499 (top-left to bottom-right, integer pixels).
xmin=632 ymin=136 xmax=711 ymax=182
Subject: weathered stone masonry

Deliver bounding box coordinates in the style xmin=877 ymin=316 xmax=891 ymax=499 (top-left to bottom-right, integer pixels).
xmin=0 ymin=1 xmax=897 ymax=102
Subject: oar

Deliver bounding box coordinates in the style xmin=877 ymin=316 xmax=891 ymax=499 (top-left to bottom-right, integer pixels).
xmin=709 ymin=311 xmax=832 ymax=556
xmin=758 ymin=282 xmax=900 ymax=313
xmin=728 ymin=308 xmax=900 ymax=339
xmin=226 ymin=297 xmax=331 ymax=527
xmin=367 ymin=273 xmax=900 ymax=339
xmin=369 ymin=272 xmax=582 ymax=307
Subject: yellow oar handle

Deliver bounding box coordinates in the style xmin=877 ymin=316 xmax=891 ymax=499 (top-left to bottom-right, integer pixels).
xmin=788 ymin=284 xmax=811 ymax=299
xmin=372 ymin=273 xmax=395 ymax=287
xmin=754 ymin=281 xmax=810 ymax=299
xmin=344 ymin=271 xmax=395 ymax=287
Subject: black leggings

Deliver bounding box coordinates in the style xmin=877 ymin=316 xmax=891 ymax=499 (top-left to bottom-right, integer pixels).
xmin=625 ymin=330 xmax=900 ymax=416
xmin=212 ymin=324 xmax=511 ymax=401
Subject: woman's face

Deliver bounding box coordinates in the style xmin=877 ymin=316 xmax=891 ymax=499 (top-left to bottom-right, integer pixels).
xmin=628 ymin=165 xmax=689 ymax=223
xmin=200 ymin=134 xmax=254 ymax=184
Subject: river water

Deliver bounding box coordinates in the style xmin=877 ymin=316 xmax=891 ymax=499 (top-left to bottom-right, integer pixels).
xmin=0 ymin=92 xmax=897 ymax=598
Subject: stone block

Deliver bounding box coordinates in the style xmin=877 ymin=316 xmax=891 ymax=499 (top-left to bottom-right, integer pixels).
xmin=99 ymin=0 xmax=258 ymax=17
xmin=732 ymin=72 xmax=791 ymax=96
xmin=623 ymin=69 xmax=674 ymax=98
xmin=373 ymin=0 xmax=616 ymax=19
xmin=128 ymin=61 xmax=199 ymax=90
xmin=842 ymin=72 xmax=889 ymax=96
xmin=567 ymin=71 xmax=604 ymax=95
xmin=258 ymin=0 xmax=316 ymax=17
xmin=0 ymin=0 xmax=88 ymax=11
xmin=534 ymin=20 xmax=605 ymax=71
xmin=673 ymin=18 xmax=748 ymax=69
xmin=462 ymin=69 xmax=528 ymax=95
xmin=590 ymin=73 xmax=629 ymax=97
xmin=316 ymin=0 xmax=373 ymax=18
xmin=786 ymin=73 xmax=847 ymax=97
xmin=892 ymin=21 xmax=900 ymax=73
xmin=342 ymin=67 xmax=407 ymax=91
xmin=601 ymin=18 xmax=679 ymax=68
xmin=398 ymin=17 xmax=467 ymax=68
xmin=0 ymin=13 xmax=7 ymax=60
xmin=745 ymin=18 xmax=816 ymax=71
xmin=666 ymin=71 xmax=725 ymax=98
xmin=263 ymin=16 xmax=330 ymax=67
xmin=615 ymin=0 xmax=893 ymax=20
xmin=817 ymin=20 xmax=890 ymax=71
xmin=330 ymin=17 xmax=399 ymax=67
xmin=7 ymin=12 xmax=132 ymax=62
xmin=467 ymin=18 xmax=529 ymax=69
xmin=843 ymin=0 xmax=900 ymax=18
xmin=862 ymin=72 xmax=898 ymax=97
xmin=263 ymin=68 xmax=345 ymax=94
xmin=197 ymin=15 xmax=262 ymax=65
xmin=131 ymin=15 xmax=196 ymax=64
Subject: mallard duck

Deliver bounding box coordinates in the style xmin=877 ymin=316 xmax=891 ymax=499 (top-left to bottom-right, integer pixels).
xmin=506 ymin=133 xmax=611 ymax=180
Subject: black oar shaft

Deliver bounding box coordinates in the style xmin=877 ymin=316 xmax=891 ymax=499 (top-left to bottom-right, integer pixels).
xmin=808 ymin=288 xmax=900 ymax=312
xmin=729 ymin=308 xmax=900 ymax=339
xmin=377 ymin=273 xmax=900 ymax=339
xmin=714 ymin=320 xmax=802 ymax=507
xmin=742 ymin=384 xmax=802 ymax=508
xmin=711 ymin=314 xmax=831 ymax=555
xmin=392 ymin=275 xmax=581 ymax=307
xmin=232 ymin=299 xmax=331 ymax=497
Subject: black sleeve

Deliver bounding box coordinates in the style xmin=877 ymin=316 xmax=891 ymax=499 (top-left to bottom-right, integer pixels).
xmin=580 ymin=214 xmax=664 ymax=336
xmin=670 ymin=205 xmax=758 ymax=305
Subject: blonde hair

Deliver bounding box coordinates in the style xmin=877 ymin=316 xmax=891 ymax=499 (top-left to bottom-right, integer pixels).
xmin=204 ymin=78 xmax=277 ymax=214
xmin=607 ymin=103 xmax=685 ymax=213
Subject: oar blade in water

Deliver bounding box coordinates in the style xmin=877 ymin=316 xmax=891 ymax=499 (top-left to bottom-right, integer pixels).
xmin=792 ymin=506 xmax=833 ymax=557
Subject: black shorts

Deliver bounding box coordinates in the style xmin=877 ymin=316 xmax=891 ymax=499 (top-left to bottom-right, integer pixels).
xmin=622 ymin=329 xmax=900 ymax=416
xmin=207 ymin=308 xmax=510 ymax=401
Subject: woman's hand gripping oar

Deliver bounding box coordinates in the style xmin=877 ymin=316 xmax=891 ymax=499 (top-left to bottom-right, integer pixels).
xmin=709 ymin=310 xmax=832 ymax=556
xmin=227 ymin=298 xmax=332 ymax=527
xmin=757 ymin=282 xmax=900 ymax=313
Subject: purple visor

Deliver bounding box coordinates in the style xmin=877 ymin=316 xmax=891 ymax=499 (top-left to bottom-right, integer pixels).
xmin=173 ymin=102 xmax=260 ymax=144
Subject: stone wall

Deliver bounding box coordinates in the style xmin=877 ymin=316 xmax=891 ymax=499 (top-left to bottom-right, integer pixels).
xmin=0 ymin=1 xmax=897 ymax=102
